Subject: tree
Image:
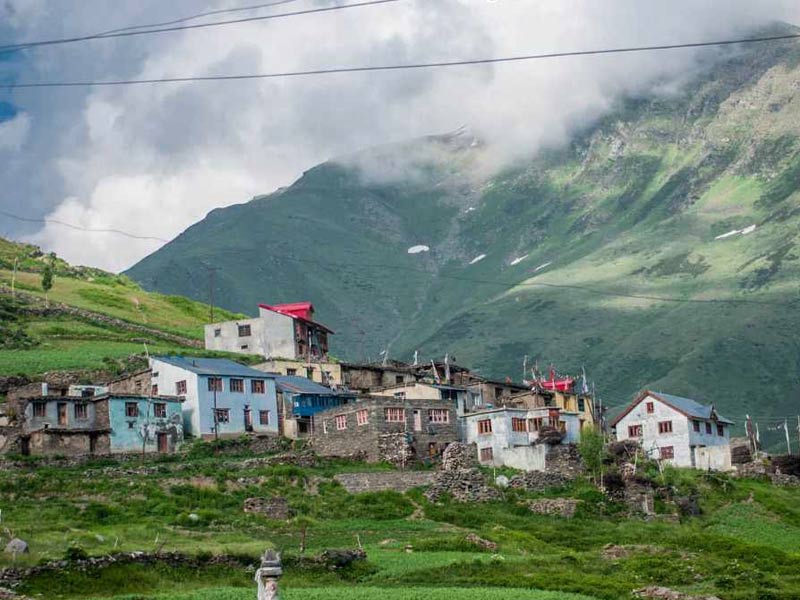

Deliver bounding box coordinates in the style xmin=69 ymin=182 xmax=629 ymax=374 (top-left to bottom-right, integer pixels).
xmin=41 ymin=262 xmax=54 ymax=308
xmin=290 ymin=516 xmax=316 ymax=555
xmin=578 ymin=428 xmax=607 ymax=484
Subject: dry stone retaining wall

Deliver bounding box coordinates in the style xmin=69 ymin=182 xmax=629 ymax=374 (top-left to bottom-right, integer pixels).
xmin=334 ymin=471 xmax=436 ymax=493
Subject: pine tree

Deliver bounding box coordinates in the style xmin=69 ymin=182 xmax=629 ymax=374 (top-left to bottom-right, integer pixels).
xmin=41 ymin=263 xmax=54 ymax=308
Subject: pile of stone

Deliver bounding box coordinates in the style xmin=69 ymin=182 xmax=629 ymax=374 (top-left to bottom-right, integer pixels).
xmin=770 ymin=473 xmax=800 ymax=487
xmin=544 ymin=444 xmax=585 ymax=477
xmin=243 ymin=497 xmax=290 ymax=520
xmin=525 ymin=498 xmax=580 ymax=518
xmin=464 ymin=533 xmax=498 ymax=551
xmin=333 ymin=471 xmax=436 ymax=494
xmin=729 ymin=439 xmax=752 ymax=465
xmin=377 ymin=433 xmax=415 ymax=467
xmin=441 ymin=442 xmax=476 ymax=471
xmin=425 ymin=469 xmax=502 ymax=503
xmin=508 ymin=470 xmax=572 ymax=492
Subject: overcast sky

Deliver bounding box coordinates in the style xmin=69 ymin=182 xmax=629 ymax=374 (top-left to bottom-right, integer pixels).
xmin=1 ymin=0 xmax=799 ymax=272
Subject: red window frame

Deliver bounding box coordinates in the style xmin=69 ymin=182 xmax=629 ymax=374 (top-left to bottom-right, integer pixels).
xmin=658 ymin=421 xmax=673 ymax=434
xmin=335 ymin=415 xmax=347 ymax=431
xmin=479 ymin=447 xmax=494 ymax=462
xmin=477 ymin=419 xmax=492 ymax=435
xmin=628 ymin=424 xmax=642 ymax=438
xmin=230 ymin=378 xmax=244 ymax=393
xmin=259 ymin=410 xmax=270 ymax=425
xmin=356 ymin=409 xmax=369 ymax=426
xmin=251 ymin=379 xmax=266 ymax=394
xmin=511 ymin=417 xmax=527 ymax=433
xmin=646 ymin=401 xmax=655 ymax=414
xmin=660 ymin=446 xmax=675 ymax=459
xmin=429 ymin=409 xmax=450 ymax=424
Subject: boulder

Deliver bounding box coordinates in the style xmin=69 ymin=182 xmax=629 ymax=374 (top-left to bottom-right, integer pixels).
xmin=4 ymin=538 xmax=28 ymax=555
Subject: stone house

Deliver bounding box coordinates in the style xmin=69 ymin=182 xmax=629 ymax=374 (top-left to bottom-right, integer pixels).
xmin=370 ymin=381 xmax=481 ymax=417
xmin=204 ymin=302 xmax=332 ymax=362
xmin=463 ymin=406 xmax=581 ymax=471
xmin=107 ymin=369 xmax=152 ymax=395
xmin=339 ymin=361 xmax=418 ymax=393
xmin=150 ymin=356 xmax=279 ymax=439
xmin=255 ymin=358 xmax=343 ymax=387
xmin=312 ymin=396 xmax=458 ymax=464
xmin=274 ymin=375 xmax=356 ymax=439
xmin=502 ymin=388 xmax=596 ymax=430
xmin=611 ymin=390 xmax=733 ymax=470
xmin=12 ymin=393 xmax=183 ymax=456
xmin=463 ymin=378 xmax=530 ymax=408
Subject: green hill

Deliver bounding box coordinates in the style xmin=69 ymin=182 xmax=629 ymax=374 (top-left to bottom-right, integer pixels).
xmin=0 ymin=238 xmax=252 ymax=379
xmin=126 ymin=33 xmax=800 ymax=442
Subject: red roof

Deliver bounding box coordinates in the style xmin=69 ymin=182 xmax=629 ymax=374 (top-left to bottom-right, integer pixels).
xmin=258 ymin=302 xmax=334 ymax=333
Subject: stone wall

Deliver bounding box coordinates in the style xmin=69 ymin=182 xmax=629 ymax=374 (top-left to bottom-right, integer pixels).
xmin=545 ymin=444 xmax=585 ymax=477
xmin=333 ymin=471 xmax=436 ymax=493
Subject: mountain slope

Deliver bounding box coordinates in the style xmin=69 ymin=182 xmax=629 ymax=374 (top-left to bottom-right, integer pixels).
xmin=127 ymin=33 xmax=800 ymax=440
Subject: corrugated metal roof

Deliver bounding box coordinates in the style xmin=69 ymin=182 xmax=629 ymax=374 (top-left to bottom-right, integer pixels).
xmin=275 ymin=375 xmax=339 ymax=395
xmin=152 ymin=356 xmax=275 ymax=378
xmin=653 ymin=392 xmax=734 ymax=424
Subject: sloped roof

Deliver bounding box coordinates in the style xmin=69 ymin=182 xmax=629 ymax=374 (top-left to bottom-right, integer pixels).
xmin=152 ymin=356 xmax=275 ymax=378
xmin=258 ymin=302 xmax=334 ymax=333
xmin=611 ymin=389 xmax=734 ymax=426
xmin=275 ymin=375 xmax=352 ymax=396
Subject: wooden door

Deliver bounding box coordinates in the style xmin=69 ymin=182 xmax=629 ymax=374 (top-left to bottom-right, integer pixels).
xmin=157 ymin=433 xmax=169 ymax=454
xmin=244 ymin=407 xmax=253 ymax=432
xmin=413 ymin=410 xmax=422 ymax=432
xmin=57 ymin=403 xmax=68 ymax=426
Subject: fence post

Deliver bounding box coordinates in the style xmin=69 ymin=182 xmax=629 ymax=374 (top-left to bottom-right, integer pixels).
xmin=255 ymin=549 xmax=283 ymax=600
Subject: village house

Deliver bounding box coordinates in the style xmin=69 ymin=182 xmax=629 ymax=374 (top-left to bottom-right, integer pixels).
xmin=312 ymin=396 xmax=458 ymax=464
xmin=255 ymin=358 xmax=343 ymax=387
xmin=150 ymin=356 xmax=279 ymax=439
xmin=370 ymin=381 xmax=481 ymax=417
xmin=204 ymin=302 xmax=332 ymax=362
xmin=501 ymin=388 xmax=597 ymax=430
xmin=10 ymin=393 xmax=183 ymax=456
xmin=463 ymin=406 xmax=581 ymax=470
xmin=274 ymin=375 xmax=356 ymax=439
xmin=612 ymin=390 xmax=733 ymax=470
xmin=339 ymin=361 xmax=418 ymax=392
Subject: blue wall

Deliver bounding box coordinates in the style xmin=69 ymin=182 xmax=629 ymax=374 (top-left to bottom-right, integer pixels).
xmin=108 ymin=396 xmax=184 ymax=453
xmin=197 ymin=376 xmax=278 ymax=437
xmin=291 ymin=393 xmax=355 ymax=417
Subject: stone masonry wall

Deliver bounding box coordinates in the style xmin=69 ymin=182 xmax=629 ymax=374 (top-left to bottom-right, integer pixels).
xmin=334 ymin=471 xmax=437 ymax=493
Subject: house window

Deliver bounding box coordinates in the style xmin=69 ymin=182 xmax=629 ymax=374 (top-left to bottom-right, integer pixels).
xmin=230 ymin=378 xmax=244 ymax=393
xmin=357 ymin=409 xmax=369 ymax=426
xmin=528 ymin=417 xmax=543 ymax=432
xmin=717 ymin=424 xmax=725 ymax=436
xmin=441 ymin=389 xmax=459 ymax=401
xmin=494 ymin=387 xmax=503 ymax=399
xmin=658 ymin=421 xmax=673 ymax=434
xmin=477 ymin=419 xmax=492 ymax=435
xmin=153 ymin=403 xmax=167 ymax=418
xmin=306 ymin=367 xmax=314 ymax=379
xmin=74 ymin=403 xmax=88 ymax=420
xmin=208 ymin=377 xmax=223 ymax=392
xmin=151 ymin=384 xmax=159 ymax=396
xmin=511 ymin=417 xmax=527 ymax=432
xmin=176 ymin=380 xmax=187 ymax=395
xmin=395 ymin=375 xmax=404 ymax=385
xmin=322 ymin=420 xmax=328 ymax=434
xmin=693 ymin=420 xmax=700 ymax=433
xmin=578 ymin=398 xmax=586 ymax=412
xmin=479 ymin=447 xmax=494 ymax=462
xmin=251 ymin=379 xmax=266 ymax=394
xmin=32 ymin=402 xmax=46 ymax=418
xmin=215 ymin=408 xmax=230 ymax=423
xmin=238 ymin=324 xmax=251 ymax=337
xmin=385 ymin=408 xmax=406 ymax=423
xmin=286 ymin=368 xmax=297 ymax=376
xmin=646 ymin=402 xmax=655 ymax=414
xmin=628 ymin=424 xmax=643 ymax=437
xmin=241 ymin=345 xmax=249 ymax=351
xmin=660 ymin=446 xmax=675 ymax=459
xmin=705 ymin=422 xmax=712 ymax=435
xmin=429 ymin=409 xmax=450 ymax=424
xmin=259 ymin=410 xmax=270 ymax=425
xmin=125 ymin=402 xmax=139 ymax=418
xmin=335 ymin=415 xmax=347 ymax=431
xmin=393 ymin=391 xmax=407 ymax=400
xmin=214 ymin=328 xmax=221 ymax=337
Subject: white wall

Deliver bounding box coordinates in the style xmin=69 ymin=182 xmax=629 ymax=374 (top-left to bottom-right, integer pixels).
xmin=695 ymin=445 xmax=732 ymax=471
xmin=151 ymin=358 xmax=201 ymax=435
xmin=203 ymin=311 xmax=295 ymax=359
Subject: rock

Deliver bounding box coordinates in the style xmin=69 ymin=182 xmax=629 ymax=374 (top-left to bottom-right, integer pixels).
xmin=495 ymin=475 xmax=509 ymax=488
xmin=675 ymin=495 xmax=701 ymax=516
xmin=508 ymin=470 xmax=572 ymax=492
xmin=526 ymin=498 xmax=580 ymax=518
xmin=424 ymin=468 xmax=502 ymax=503
xmin=770 ymin=472 xmax=800 ymax=487
xmin=316 ymin=549 xmax=366 ymax=570
xmin=4 ymin=539 xmax=28 ymax=555
xmin=465 ymin=533 xmax=498 ymax=551
xmin=601 ymin=544 xmax=659 ymax=560
xmin=441 ymin=442 xmax=476 ymax=471
xmin=634 ymin=586 xmax=721 ymax=600
xmin=187 ymin=513 xmax=200 ymax=522
xmin=243 ymin=497 xmax=290 ymax=520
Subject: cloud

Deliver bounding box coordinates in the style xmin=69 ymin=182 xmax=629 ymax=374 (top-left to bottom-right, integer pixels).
xmin=0 ymin=112 xmax=30 ymax=151
xmin=3 ymin=0 xmax=800 ymax=271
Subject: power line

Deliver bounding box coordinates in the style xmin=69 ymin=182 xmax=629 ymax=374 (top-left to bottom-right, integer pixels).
xmin=0 ymin=209 xmax=169 ymax=242
xmin=0 ymin=0 xmax=402 ymax=54
xmin=6 ymin=31 xmax=800 ymax=89
xmin=96 ymin=0 xmax=304 ymax=36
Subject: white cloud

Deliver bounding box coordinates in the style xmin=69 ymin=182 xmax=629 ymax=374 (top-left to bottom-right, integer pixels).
xmin=0 ymin=113 xmax=31 ymax=151
xmin=3 ymin=0 xmax=800 ymax=271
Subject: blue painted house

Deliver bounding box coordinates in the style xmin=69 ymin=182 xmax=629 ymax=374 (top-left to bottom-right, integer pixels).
xmin=274 ymin=375 xmax=355 ymax=438
xmin=106 ymin=394 xmax=184 ymax=454
xmin=150 ymin=356 xmax=279 ymax=439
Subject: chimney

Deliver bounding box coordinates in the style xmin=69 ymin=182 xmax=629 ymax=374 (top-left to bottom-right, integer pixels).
xmin=41 ymin=382 xmax=48 ymax=396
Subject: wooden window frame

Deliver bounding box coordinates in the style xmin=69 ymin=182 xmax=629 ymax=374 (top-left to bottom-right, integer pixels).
xmin=208 ymin=377 xmax=223 ymax=392
xmin=477 ymin=419 xmax=492 ymax=435
xmin=335 ymin=414 xmax=347 ymax=431
xmin=692 ymin=420 xmax=700 ymax=433
xmin=230 ymin=378 xmax=245 ymax=393
xmin=153 ymin=403 xmax=167 ymax=418
xmin=628 ymin=424 xmax=642 ymax=438
xmin=251 ymin=379 xmax=266 ymax=394
xmin=176 ymin=380 xmax=187 ymax=395
xmin=385 ymin=407 xmax=406 ymax=423
xmin=238 ymin=324 xmax=252 ymax=337
xmin=716 ymin=423 xmax=725 ymax=436
xmin=646 ymin=401 xmax=655 ymax=414
xmin=32 ymin=401 xmax=47 ymax=418
xmin=479 ymin=447 xmax=494 ymax=462
xmin=356 ymin=409 xmax=369 ymax=426
xmin=660 ymin=446 xmax=675 ymax=459
xmin=511 ymin=417 xmax=527 ymax=433
xmin=125 ymin=402 xmax=139 ymax=418
xmin=215 ymin=408 xmax=230 ymax=423
xmin=658 ymin=420 xmax=673 ymax=434
xmin=429 ymin=409 xmax=450 ymax=424
xmin=74 ymin=403 xmax=88 ymax=421
xmin=259 ymin=410 xmax=270 ymax=425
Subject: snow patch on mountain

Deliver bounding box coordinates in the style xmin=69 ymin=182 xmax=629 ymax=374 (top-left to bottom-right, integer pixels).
xmin=534 ymin=262 xmax=552 ymax=272
xmin=469 ymin=254 xmax=486 ymax=265
xmin=407 ymin=245 xmax=430 ymax=254
xmin=509 ymin=254 xmax=528 ymax=266
xmin=715 ymin=224 xmax=756 ymax=240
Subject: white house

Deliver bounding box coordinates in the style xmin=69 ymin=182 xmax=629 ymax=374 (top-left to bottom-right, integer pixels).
xmin=463 ymin=406 xmax=581 ymax=471
xmin=149 ymin=356 xmax=279 ymax=439
xmin=612 ymin=390 xmax=733 ymax=470
xmin=204 ymin=302 xmax=332 ymax=361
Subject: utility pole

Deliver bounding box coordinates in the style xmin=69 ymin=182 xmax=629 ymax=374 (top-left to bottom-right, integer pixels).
xmin=796 ymin=415 xmax=800 ymax=455
xmin=213 ymin=383 xmax=219 ymax=443
xmin=784 ymin=419 xmax=792 ymax=455
xmin=204 ymin=265 xmax=219 ymax=323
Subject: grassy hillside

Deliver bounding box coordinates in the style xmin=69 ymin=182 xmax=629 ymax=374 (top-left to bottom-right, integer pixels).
xmin=1 ymin=447 xmax=799 ymax=599
xmin=0 ymin=238 xmax=252 ymax=378
xmin=126 ymin=33 xmax=800 ymax=446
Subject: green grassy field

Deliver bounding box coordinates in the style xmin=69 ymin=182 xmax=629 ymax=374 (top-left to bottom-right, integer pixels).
xmin=1 ymin=447 xmax=798 ymax=600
